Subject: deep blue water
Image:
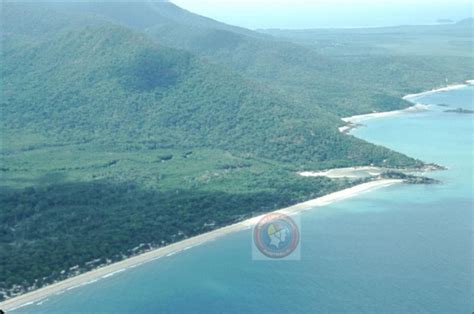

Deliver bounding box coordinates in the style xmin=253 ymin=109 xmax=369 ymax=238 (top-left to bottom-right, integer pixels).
xmin=13 ymin=86 xmax=473 ymax=313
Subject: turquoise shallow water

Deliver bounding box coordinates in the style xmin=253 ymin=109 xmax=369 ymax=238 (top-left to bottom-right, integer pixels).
xmin=13 ymin=86 xmax=473 ymax=313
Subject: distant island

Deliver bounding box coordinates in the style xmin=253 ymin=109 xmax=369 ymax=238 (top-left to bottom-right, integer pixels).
xmin=436 ymin=19 xmax=454 ymax=24
xmin=444 ymin=108 xmax=474 ymax=114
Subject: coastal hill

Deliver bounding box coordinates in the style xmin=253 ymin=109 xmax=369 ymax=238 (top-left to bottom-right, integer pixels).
xmin=1 ymin=4 xmax=414 ymax=168
xmin=1 ymin=2 xmax=473 ymax=300
xmin=52 ymin=1 xmax=473 ymax=115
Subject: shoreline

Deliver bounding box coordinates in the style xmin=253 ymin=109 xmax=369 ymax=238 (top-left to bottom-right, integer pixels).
xmin=340 ymin=103 xmax=428 ymax=126
xmin=340 ymin=80 xmax=473 ymax=129
xmin=0 ymin=179 xmax=402 ymax=311
xmin=4 ymin=79 xmax=472 ymax=311
xmin=402 ymin=80 xmax=473 ymax=100
xmin=300 ymin=166 xmax=386 ymax=178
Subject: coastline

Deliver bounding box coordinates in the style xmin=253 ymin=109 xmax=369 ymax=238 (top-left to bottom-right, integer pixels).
xmin=340 ymin=103 xmax=428 ymax=125
xmin=402 ymin=81 xmax=473 ymax=100
xmin=3 ymin=80 xmax=472 ymax=312
xmin=299 ymin=166 xmax=386 ymax=178
xmin=0 ymin=179 xmax=402 ymax=311
xmin=340 ymin=80 xmax=474 ymax=129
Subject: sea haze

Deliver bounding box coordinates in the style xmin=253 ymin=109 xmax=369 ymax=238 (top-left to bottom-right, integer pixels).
xmin=13 ymin=86 xmax=473 ymax=313
xmin=172 ymin=0 xmax=472 ymax=29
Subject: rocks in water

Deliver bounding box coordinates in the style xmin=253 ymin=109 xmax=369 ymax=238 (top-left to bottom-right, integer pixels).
xmin=404 ymin=176 xmax=441 ymax=184
xmin=422 ymin=163 xmax=447 ymax=171
xmin=380 ymin=171 xmax=441 ymax=184
xmin=444 ymin=108 xmax=474 ymax=114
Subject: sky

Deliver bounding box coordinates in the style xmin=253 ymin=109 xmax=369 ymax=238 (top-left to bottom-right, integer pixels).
xmin=171 ymin=0 xmax=473 ymax=29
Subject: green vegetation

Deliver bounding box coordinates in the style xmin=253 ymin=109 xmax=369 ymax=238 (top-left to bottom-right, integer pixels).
xmin=1 ymin=15 xmax=414 ymax=169
xmin=1 ymin=152 xmax=360 ymax=293
xmin=46 ymin=2 xmax=473 ymax=116
xmin=140 ymin=3 xmax=473 ymax=116
xmin=380 ymin=171 xmax=441 ymax=184
xmin=0 ymin=2 xmax=472 ymax=300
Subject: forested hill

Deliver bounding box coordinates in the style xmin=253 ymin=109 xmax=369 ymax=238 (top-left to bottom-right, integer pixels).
xmin=42 ymin=1 xmax=474 ymax=116
xmin=1 ymin=3 xmax=416 ymax=168
xmin=42 ymin=1 xmax=263 ymax=38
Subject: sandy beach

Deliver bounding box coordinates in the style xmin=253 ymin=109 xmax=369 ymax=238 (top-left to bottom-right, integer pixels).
xmin=0 ymin=179 xmax=402 ymax=311
xmin=4 ymin=80 xmax=471 ymax=312
xmin=341 ymin=103 xmax=428 ymax=124
xmin=340 ymin=80 xmax=473 ymax=130
xmin=299 ymin=166 xmax=386 ymax=178
xmin=403 ymin=80 xmax=473 ymax=100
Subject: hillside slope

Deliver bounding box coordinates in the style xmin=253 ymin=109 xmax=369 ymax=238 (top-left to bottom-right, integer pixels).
xmin=0 ymin=4 xmax=423 ymax=299
xmin=46 ymin=2 xmax=474 ymax=116
xmin=1 ymin=4 xmax=417 ymax=168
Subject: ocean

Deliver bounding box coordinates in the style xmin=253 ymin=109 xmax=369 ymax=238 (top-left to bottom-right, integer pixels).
xmin=172 ymin=1 xmax=471 ymax=30
xmin=12 ymin=86 xmax=473 ymax=313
